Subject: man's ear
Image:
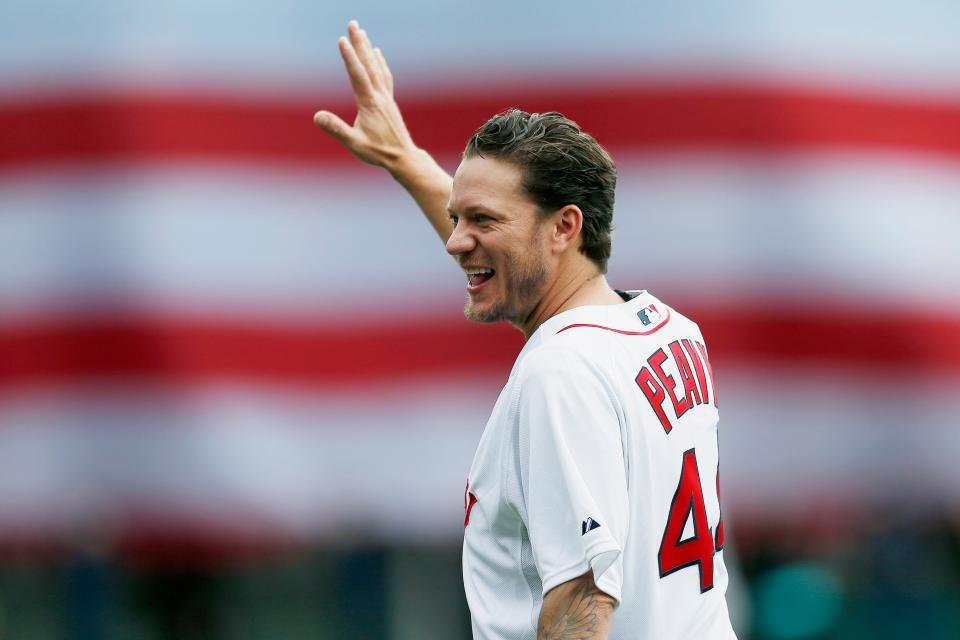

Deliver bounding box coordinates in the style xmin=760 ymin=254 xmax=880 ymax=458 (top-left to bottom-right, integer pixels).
xmin=549 ymin=204 xmax=584 ymax=254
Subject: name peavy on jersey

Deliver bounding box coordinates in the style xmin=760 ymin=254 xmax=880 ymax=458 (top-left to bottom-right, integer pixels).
xmin=462 ymin=290 xmax=737 ymax=640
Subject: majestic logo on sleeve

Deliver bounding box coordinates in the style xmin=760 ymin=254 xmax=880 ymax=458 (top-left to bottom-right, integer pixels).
xmin=581 ymin=517 xmax=602 ymax=535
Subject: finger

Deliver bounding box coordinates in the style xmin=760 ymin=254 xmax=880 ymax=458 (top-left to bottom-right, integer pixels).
xmin=338 ymin=35 xmax=375 ymax=104
xmin=313 ymin=110 xmax=355 ymax=146
xmin=374 ymin=47 xmax=394 ymax=95
xmin=349 ymin=23 xmax=384 ymax=91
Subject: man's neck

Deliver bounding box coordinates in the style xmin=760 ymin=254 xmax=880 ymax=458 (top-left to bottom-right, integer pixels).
xmin=517 ymin=261 xmax=624 ymax=340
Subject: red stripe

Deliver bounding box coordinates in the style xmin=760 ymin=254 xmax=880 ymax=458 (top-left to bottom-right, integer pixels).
xmin=0 ymin=305 xmax=957 ymax=392
xmin=0 ymin=523 xmax=312 ymax=565
xmin=2 ymin=82 xmax=960 ymax=169
xmin=0 ymin=314 xmax=524 ymax=391
xmin=557 ymin=306 xmax=671 ymax=336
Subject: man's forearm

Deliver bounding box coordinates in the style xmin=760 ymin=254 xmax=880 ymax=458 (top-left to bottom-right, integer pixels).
xmin=388 ymin=147 xmax=454 ymax=243
xmin=538 ymin=571 xmax=615 ymax=639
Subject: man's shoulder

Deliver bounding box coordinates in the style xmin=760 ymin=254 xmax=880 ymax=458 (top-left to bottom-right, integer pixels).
xmin=518 ymin=335 xmax=597 ymax=375
xmin=540 ymin=290 xmax=699 ymax=346
xmin=514 ymin=323 xmax=615 ymax=390
xmin=517 ymin=291 xmax=708 ymax=379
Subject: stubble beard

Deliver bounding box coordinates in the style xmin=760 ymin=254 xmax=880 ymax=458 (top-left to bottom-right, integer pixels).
xmin=463 ymin=245 xmax=548 ymax=325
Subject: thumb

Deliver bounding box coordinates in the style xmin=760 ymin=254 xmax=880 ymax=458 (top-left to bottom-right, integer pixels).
xmin=313 ymin=110 xmax=354 ymax=145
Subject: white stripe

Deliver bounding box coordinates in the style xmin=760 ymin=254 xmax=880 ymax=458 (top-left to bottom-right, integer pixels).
xmin=0 ymin=372 xmax=954 ymax=540
xmin=1 ymin=154 xmax=957 ymax=319
xmin=1 ymin=1 xmax=960 ymax=98
xmin=720 ymin=367 xmax=960 ymax=518
xmin=0 ymin=380 xmax=498 ymax=542
xmin=611 ymin=152 xmax=960 ymax=310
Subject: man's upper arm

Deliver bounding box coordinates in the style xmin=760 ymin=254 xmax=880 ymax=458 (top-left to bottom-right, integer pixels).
xmin=538 ymin=570 xmax=616 ymax=640
xmin=518 ymin=345 xmax=629 ymax=601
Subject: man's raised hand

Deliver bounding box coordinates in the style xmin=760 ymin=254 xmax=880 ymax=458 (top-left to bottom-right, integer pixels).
xmin=314 ymin=20 xmax=454 ymax=242
xmin=314 ymin=21 xmax=417 ymax=172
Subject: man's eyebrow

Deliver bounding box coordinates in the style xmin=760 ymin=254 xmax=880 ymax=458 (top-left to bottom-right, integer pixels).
xmin=448 ymin=205 xmax=497 ymax=216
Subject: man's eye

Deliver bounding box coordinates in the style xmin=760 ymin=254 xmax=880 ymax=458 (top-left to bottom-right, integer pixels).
xmin=476 ymin=215 xmax=492 ymax=223
xmin=449 ymin=215 xmax=459 ymax=226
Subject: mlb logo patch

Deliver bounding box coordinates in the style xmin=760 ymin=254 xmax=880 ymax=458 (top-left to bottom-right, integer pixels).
xmin=637 ymin=303 xmax=664 ymax=327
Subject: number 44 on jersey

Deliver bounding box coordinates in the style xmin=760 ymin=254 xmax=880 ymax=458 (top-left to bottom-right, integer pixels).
xmin=658 ymin=448 xmax=725 ymax=592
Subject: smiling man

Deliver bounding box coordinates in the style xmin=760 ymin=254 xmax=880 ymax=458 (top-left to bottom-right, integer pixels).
xmin=314 ymin=21 xmax=737 ymax=640
xmin=448 ymin=133 xmax=623 ymax=332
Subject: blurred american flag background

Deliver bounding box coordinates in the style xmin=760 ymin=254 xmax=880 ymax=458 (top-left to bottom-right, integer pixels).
xmin=0 ymin=1 xmax=958 ymax=638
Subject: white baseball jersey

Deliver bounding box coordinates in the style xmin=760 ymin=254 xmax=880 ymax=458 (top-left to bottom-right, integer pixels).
xmin=462 ymin=290 xmax=736 ymax=639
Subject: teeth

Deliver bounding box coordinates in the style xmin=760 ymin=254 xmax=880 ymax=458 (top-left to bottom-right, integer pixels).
xmin=464 ymin=268 xmax=494 ymax=276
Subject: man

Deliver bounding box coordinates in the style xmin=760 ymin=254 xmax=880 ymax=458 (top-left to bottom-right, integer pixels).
xmin=314 ymin=21 xmax=737 ymax=640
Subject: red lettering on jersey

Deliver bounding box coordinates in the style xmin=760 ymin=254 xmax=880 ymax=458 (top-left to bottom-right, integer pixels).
xmin=649 ymin=347 xmax=688 ymax=419
xmin=695 ymin=341 xmax=719 ymax=408
xmin=682 ymin=339 xmax=709 ymax=406
xmin=670 ymin=340 xmax=701 ymax=408
xmin=636 ymin=366 xmax=673 ymax=433
xmin=464 ymin=482 xmax=478 ymax=527
xmin=658 ymin=449 xmax=715 ymax=592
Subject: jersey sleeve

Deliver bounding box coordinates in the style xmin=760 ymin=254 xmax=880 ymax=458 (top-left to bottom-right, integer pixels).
xmin=517 ymin=345 xmax=629 ymax=603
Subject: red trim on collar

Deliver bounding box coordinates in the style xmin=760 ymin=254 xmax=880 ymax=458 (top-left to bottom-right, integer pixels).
xmin=556 ymin=306 xmax=671 ymax=336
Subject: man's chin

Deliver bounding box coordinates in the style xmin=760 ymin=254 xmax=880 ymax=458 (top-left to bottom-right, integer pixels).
xmin=463 ymin=304 xmax=501 ymax=324
xmin=463 ymin=298 xmax=506 ymax=324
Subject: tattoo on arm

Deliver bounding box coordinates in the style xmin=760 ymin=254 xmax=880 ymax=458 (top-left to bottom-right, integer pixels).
xmin=538 ymin=571 xmax=616 ymax=640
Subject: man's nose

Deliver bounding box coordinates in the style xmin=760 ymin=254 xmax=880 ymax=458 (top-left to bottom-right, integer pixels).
xmin=445 ymin=222 xmax=475 ymax=256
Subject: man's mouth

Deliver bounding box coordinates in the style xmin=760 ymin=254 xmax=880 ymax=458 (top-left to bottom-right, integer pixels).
xmin=465 ymin=267 xmax=495 ymax=290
